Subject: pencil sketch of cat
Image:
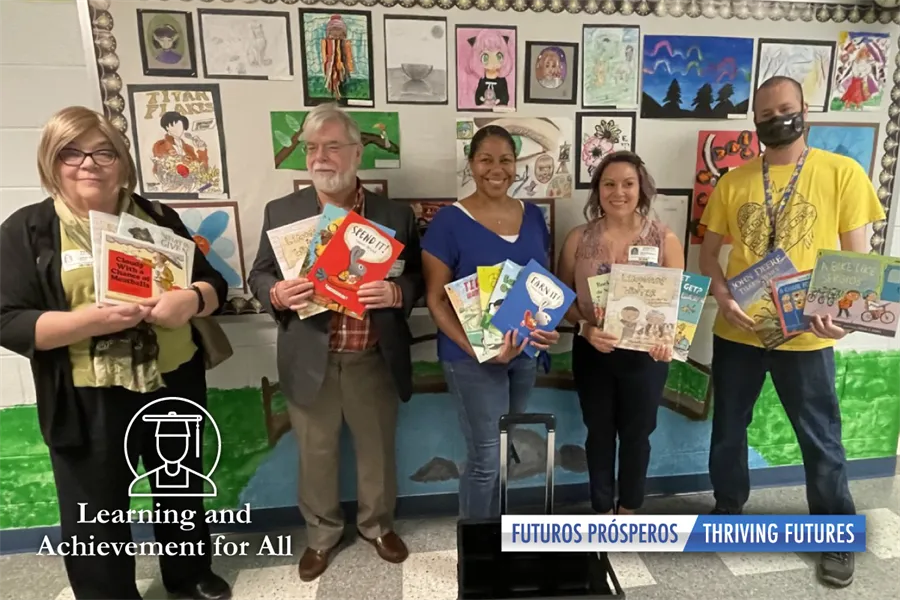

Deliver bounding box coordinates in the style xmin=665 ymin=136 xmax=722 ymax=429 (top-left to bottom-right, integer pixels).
xmin=247 ymin=22 xmax=271 ymax=67
xmin=202 ymin=15 xmax=287 ymax=78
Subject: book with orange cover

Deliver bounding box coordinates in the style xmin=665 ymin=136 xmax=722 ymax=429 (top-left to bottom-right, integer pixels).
xmin=309 ymin=210 xmax=405 ymax=315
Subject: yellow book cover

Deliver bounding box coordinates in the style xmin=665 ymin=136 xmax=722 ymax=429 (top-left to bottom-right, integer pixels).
xmin=477 ymin=264 xmax=503 ymax=312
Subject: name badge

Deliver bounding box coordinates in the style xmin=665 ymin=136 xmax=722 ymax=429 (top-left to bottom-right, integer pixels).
xmin=628 ymin=245 xmax=659 ymax=265
xmin=62 ymin=249 xmax=93 ymax=272
xmin=387 ymin=259 xmax=405 ymax=278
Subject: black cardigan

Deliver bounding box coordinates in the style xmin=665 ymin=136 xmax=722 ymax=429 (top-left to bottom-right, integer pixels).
xmin=0 ymin=195 xmax=228 ymax=450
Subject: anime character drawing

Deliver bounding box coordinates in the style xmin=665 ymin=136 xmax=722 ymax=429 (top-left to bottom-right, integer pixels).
xmin=321 ymin=14 xmax=355 ymax=100
xmin=464 ymin=29 xmax=515 ymax=108
xmin=535 ymin=46 xmax=565 ymax=90
xmin=151 ymin=24 xmax=183 ymax=65
xmin=150 ymin=111 xmax=221 ymax=194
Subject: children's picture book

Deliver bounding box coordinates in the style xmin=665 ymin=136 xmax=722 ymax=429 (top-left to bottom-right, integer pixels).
xmin=445 ymin=274 xmax=500 ymax=363
xmin=97 ymin=231 xmax=189 ymax=304
xmin=89 ymin=210 xmax=121 ymax=302
xmin=770 ymin=270 xmax=813 ymax=338
xmin=490 ymin=259 xmax=576 ymax=359
xmin=266 ymin=215 xmax=320 ymax=280
xmin=117 ymin=212 xmax=195 ymax=277
xmin=803 ymin=250 xmax=900 ymax=338
xmin=586 ymin=274 xmax=610 ymax=326
xmin=604 ymin=263 xmax=682 ymax=352
xmin=483 ymin=260 xmax=523 ymax=328
xmin=477 ymin=264 xmax=503 ymax=312
xmin=727 ymin=248 xmax=797 ymax=349
xmin=673 ymin=272 xmax=711 ymax=362
xmin=309 ymin=210 xmax=405 ymax=316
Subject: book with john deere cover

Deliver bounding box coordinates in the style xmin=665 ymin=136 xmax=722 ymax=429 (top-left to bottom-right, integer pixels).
xmin=445 ymin=274 xmax=500 ymax=363
xmin=803 ymin=250 xmax=900 ymax=338
xmin=727 ymin=248 xmax=797 ymax=349
xmin=770 ymin=270 xmax=813 ymax=338
xmin=673 ymin=272 xmax=711 ymax=362
xmin=604 ymin=263 xmax=682 ymax=353
xmin=490 ymin=259 xmax=576 ymax=359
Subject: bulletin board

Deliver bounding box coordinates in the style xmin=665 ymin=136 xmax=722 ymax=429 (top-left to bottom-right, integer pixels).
xmin=86 ymin=0 xmax=899 ymax=321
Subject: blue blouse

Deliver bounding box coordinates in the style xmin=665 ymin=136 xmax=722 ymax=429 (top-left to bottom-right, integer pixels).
xmin=422 ymin=202 xmax=550 ymax=363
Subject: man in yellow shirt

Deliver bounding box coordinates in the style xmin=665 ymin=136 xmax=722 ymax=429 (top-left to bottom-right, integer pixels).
xmin=699 ymin=75 xmax=886 ymax=589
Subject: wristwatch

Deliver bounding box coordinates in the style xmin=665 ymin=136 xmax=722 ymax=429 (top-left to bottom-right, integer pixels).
xmin=190 ymin=284 xmax=205 ymax=315
xmin=576 ymin=319 xmax=589 ymax=337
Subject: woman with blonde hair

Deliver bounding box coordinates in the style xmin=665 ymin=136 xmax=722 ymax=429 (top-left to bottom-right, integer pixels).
xmin=557 ymin=151 xmax=685 ymax=516
xmin=0 ymin=107 xmax=231 ymax=600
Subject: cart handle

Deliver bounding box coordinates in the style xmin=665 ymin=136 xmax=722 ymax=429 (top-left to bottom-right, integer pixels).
xmin=499 ymin=413 xmax=556 ymax=431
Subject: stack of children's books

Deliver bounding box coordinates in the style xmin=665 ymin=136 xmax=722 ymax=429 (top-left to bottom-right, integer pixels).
xmin=445 ymin=259 xmax=576 ymax=363
xmin=267 ymin=205 xmax=405 ymax=318
xmin=89 ymin=210 xmax=194 ymax=305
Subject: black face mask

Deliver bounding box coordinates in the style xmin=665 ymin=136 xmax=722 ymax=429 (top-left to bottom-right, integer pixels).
xmin=755 ymin=112 xmax=805 ymax=148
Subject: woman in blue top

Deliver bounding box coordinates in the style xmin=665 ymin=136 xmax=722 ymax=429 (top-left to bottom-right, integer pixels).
xmin=422 ymin=125 xmax=561 ymax=519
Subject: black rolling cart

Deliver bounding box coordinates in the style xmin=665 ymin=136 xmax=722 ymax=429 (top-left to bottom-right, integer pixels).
xmin=457 ymin=413 xmax=626 ymax=599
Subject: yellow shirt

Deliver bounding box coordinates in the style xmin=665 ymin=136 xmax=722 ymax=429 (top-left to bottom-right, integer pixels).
xmin=61 ymin=205 xmax=196 ymax=386
xmin=700 ymin=148 xmax=886 ymax=351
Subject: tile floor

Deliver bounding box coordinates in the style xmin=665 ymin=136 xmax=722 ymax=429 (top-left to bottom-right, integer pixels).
xmin=1 ymin=475 xmax=898 ymax=600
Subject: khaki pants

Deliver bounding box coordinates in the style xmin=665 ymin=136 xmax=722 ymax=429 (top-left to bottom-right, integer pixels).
xmin=287 ymin=348 xmax=399 ymax=549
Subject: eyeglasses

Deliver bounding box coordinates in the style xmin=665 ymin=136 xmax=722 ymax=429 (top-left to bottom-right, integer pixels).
xmin=300 ymin=142 xmax=356 ymax=155
xmin=58 ymin=148 xmax=118 ymax=167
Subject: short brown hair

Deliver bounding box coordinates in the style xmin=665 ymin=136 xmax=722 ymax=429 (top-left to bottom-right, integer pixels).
xmin=37 ymin=106 xmax=137 ymax=199
xmin=583 ymin=150 xmax=657 ymax=222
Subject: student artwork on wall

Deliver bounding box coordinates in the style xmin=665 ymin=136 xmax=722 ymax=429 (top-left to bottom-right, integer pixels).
xmin=754 ymin=39 xmax=835 ymax=112
xmin=650 ymin=189 xmax=691 ymax=265
xmin=581 ymin=25 xmax=639 ymax=109
xmin=298 ymin=9 xmax=375 ymax=107
xmin=294 ymin=179 xmax=389 ymax=197
xmin=526 ymin=198 xmax=556 ymax=267
xmin=456 ymin=117 xmax=573 ymax=200
xmin=197 ymin=9 xmax=293 ymax=80
xmin=170 ymin=201 xmax=247 ymax=293
xmin=805 ymin=122 xmax=879 ymax=178
xmin=830 ymin=31 xmax=890 ymax=112
xmin=396 ymin=198 xmax=456 ymax=239
xmin=455 ymin=25 xmax=517 ymax=112
xmin=692 ymin=130 xmax=759 ymax=245
xmin=641 ymin=35 xmax=754 ymax=119
xmin=127 ymin=84 xmax=229 ymax=200
xmin=137 ymin=9 xmax=197 ymax=78
xmin=271 ymin=110 xmax=400 ymax=170
xmin=524 ymin=42 xmax=578 ymax=105
xmin=575 ymin=111 xmax=636 ymax=189
xmin=383 ymin=15 xmax=448 ymax=105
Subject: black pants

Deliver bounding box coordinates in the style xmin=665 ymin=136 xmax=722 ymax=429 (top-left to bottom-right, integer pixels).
xmin=49 ymin=353 xmax=212 ymax=599
xmin=709 ymin=336 xmax=856 ymax=515
xmin=572 ymin=335 xmax=669 ymax=513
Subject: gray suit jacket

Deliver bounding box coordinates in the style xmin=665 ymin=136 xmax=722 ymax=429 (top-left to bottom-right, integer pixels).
xmin=248 ymin=186 xmax=424 ymax=406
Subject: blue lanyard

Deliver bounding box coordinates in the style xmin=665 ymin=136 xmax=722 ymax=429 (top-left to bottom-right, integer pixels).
xmin=762 ymin=147 xmax=809 ymax=253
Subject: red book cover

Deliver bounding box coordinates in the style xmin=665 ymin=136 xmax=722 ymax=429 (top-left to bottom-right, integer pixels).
xmin=309 ymin=210 xmax=405 ymax=315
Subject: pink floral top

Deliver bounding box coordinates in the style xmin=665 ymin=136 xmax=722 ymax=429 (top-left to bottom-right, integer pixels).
xmin=572 ymin=217 xmax=669 ymax=323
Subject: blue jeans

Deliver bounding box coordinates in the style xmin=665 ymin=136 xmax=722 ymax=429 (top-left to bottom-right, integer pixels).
xmin=443 ymin=356 xmax=537 ymax=519
xmin=709 ymin=336 xmax=856 ymax=515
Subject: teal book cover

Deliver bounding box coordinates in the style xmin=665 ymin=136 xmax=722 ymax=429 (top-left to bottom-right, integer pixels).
xmin=489 ymin=259 xmax=576 ymax=358
xmin=674 ymin=272 xmax=711 ymax=362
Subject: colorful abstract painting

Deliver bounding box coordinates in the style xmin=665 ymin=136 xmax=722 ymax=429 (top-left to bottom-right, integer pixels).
xmin=582 ymin=25 xmax=640 ymax=108
xmin=754 ymin=39 xmax=835 ymax=112
xmin=806 ymin=122 xmax=879 ymax=177
xmin=172 ymin=201 xmax=247 ymax=292
xmin=271 ymin=110 xmax=400 ymax=170
xmin=830 ymin=31 xmax=890 ymax=112
xmin=575 ymin=112 xmax=636 ymax=189
xmin=456 ymin=117 xmax=573 ymax=199
xmin=298 ymin=9 xmax=374 ymax=107
xmin=641 ymin=35 xmax=754 ymax=119
xmin=692 ymin=130 xmax=760 ymax=245
xmin=455 ymin=25 xmax=517 ymax=112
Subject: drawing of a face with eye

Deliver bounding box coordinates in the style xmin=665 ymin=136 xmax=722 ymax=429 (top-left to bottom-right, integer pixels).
xmin=535 ymin=46 xmax=566 ymax=90
xmin=534 ymin=154 xmax=555 ymax=184
xmin=151 ymin=23 xmax=182 ymax=65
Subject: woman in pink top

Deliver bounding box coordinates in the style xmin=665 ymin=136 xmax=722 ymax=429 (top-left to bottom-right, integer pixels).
xmin=557 ymin=151 xmax=685 ymax=515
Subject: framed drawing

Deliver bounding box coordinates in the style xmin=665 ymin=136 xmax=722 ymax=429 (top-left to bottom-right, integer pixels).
xmin=526 ymin=198 xmax=556 ymax=269
xmin=384 ymin=15 xmax=449 ymax=105
xmin=805 ymin=122 xmax=879 ymax=178
xmin=575 ymin=111 xmax=636 ymax=189
xmin=294 ymin=179 xmax=389 ymax=197
xmin=581 ymin=25 xmax=639 ymax=109
xmin=524 ymin=41 xmax=578 ymax=105
xmin=830 ymin=31 xmax=890 ymax=112
xmin=137 ymin=9 xmax=197 ymax=78
xmin=298 ymin=9 xmax=375 ymax=107
xmin=127 ymin=84 xmax=230 ymax=200
xmin=455 ymin=25 xmax=517 ymax=112
xmin=197 ymin=9 xmax=293 ymax=80
xmin=170 ymin=201 xmax=247 ymax=293
xmin=394 ymin=198 xmax=455 ymax=239
xmin=755 ymin=39 xmax=836 ymax=112
xmin=650 ymin=189 xmax=691 ymax=265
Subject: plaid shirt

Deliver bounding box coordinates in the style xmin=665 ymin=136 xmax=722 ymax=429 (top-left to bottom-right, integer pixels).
xmin=270 ymin=179 xmax=402 ymax=352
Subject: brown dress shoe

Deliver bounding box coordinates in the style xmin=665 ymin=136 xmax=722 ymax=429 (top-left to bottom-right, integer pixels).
xmin=297 ymin=543 xmax=340 ymax=582
xmin=358 ymin=530 xmax=409 ymax=564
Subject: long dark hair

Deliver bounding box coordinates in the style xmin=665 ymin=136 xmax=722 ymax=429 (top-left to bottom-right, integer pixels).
xmin=583 ymin=150 xmax=657 ymax=222
xmin=467 ymin=125 xmax=515 ymax=160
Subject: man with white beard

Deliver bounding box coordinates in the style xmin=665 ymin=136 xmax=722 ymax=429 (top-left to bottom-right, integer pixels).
xmin=249 ymin=103 xmax=423 ymax=582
